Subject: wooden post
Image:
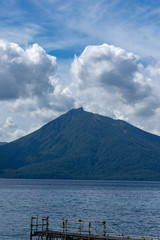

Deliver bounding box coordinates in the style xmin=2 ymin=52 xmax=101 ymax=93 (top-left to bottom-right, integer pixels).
xmin=46 ymin=217 xmax=49 ymax=240
xmin=62 ymin=218 xmax=68 ymax=232
xmin=65 ymin=219 xmax=68 ymax=232
xmin=46 ymin=217 xmax=49 ymax=231
xmin=88 ymin=222 xmax=91 ymax=235
xmin=62 ymin=218 xmax=65 ymax=232
xmin=79 ymin=219 xmax=82 ymax=234
xmin=30 ymin=217 xmax=33 ymax=240
xmin=42 ymin=217 xmax=44 ymax=232
xmin=36 ymin=216 xmax=38 ymax=231
xmin=103 ymin=221 xmax=106 ymax=236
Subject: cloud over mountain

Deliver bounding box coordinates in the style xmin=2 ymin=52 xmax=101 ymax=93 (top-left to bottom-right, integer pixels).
xmin=0 ymin=40 xmax=75 ymax=141
xmin=0 ymin=41 xmax=160 ymax=142
xmin=0 ymin=40 xmax=74 ymax=123
xmin=70 ymin=44 xmax=160 ymax=133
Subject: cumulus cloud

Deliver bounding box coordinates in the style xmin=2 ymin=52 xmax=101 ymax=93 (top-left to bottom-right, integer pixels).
xmin=71 ymin=44 xmax=152 ymax=103
xmin=0 ymin=39 xmax=75 ymax=117
xmin=70 ymin=43 xmax=160 ymax=133
xmin=0 ymin=39 xmax=75 ymax=141
xmin=0 ymin=39 xmax=56 ymax=100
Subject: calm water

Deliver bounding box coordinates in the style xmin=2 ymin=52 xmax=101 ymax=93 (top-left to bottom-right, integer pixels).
xmin=0 ymin=179 xmax=160 ymax=240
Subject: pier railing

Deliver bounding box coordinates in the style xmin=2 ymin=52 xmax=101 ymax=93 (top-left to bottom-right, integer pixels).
xmin=30 ymin=216 xmax=160 ymax=240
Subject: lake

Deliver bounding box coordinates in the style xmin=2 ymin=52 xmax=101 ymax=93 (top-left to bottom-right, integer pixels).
xmin=0 ymin=179 xmax=160 ymax=240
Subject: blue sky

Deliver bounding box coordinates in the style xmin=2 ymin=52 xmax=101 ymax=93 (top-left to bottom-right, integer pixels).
xmin=0 ymin=0 xmax=160 ymax=141
xmin=1 ymin=0 xmax=160 ymax=59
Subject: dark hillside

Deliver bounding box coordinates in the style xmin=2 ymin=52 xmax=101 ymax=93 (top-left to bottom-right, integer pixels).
xmin=0 ymin=142 xmax=7 ymax=147
xmin=0 ymin=108 xmax=160 ymax=180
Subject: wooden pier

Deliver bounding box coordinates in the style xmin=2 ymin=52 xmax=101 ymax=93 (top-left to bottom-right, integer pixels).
xmin=30 ymin=216 xmax=160 ymax=240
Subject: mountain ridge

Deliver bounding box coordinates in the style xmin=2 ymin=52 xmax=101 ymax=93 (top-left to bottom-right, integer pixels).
xmin=0 ymin=108 xmax=160 ymax=180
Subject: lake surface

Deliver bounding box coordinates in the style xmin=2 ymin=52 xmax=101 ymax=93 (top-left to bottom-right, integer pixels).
xmin=0 ymin=179 xmax=160 ymax=240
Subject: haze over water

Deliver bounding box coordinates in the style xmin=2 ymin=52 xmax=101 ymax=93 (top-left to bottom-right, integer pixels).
xmin=0 ymin=179 xmax=160 ymax=240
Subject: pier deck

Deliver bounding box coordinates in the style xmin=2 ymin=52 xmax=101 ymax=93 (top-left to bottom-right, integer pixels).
xmin=30 ymin=216 xmax=160 ymax=240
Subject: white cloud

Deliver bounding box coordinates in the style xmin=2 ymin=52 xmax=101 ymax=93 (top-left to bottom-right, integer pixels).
xmin=0 ymin=40 xmax=75 ymax=141
xmin=70 ymin=43 xmax=160 ymax=134
xmin=0 ymin=39 xmax=56 ymax=100
xmin=9 ymin=129 xmax=26 ymax=141
xmin=147 ymin=62 xmax=160 ymax=77
xmin=0 ymin=24 xmax=40 ymax=46
xmin=0 ymin=126 xmax=26 ymax=142
xmin=3 ymin=117 xmax=16 ymax=128
xmin=0 ymin=39 xmax=74 ymax=115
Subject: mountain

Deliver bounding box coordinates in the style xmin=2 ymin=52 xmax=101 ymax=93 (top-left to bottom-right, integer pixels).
xmin=0 ymin=108 xmax=160 ymax=180
xmin=0 ymin=142 xmax=7 ymax=146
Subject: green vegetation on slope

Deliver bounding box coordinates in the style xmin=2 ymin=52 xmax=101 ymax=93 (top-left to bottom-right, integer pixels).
xmin=0 ymin=108 xmax=160 ymax=180
xmin=0 ymin=142 xmax=7 ymax=146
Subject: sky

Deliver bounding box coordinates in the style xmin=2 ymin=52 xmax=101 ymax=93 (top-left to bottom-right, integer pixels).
xmin=1 ymin=0 xmax=160 ymax=142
